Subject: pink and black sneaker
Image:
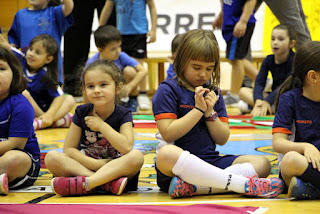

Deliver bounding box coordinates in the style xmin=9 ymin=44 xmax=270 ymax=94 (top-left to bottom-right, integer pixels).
xmin=51 ymin=176 xmax=93 ymax=196
xmin=243 ymin=175 xmax=284 ymax=198
xmin=0 ymin=173 xmax=9 ymax=195
xmin=101 ymin=177 xmax=128 ymax=195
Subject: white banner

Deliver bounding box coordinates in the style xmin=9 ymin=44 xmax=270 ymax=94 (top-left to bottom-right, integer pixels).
xmin=87 ymin=0 xmax=266 ymax=53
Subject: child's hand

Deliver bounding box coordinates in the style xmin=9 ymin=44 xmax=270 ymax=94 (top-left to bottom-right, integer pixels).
xmin=85 ymin=111 xmax=104 ymax=132
xmin=250 ymin=100 xmax=272 ymax=116
xmin=147 ymin=30 xmax=156 ymax=43
xmin=194 ymin=86 xmax=210 ymax=112
xmin=304 ymin=144 xmax=320 ymax=171
xmin=233 ymin=20 xmax=247 ymax=38
xmin=37 ymin=113 xmax=53 ymax=128
xmin=204 ymin=90 xmax=219 ymax=118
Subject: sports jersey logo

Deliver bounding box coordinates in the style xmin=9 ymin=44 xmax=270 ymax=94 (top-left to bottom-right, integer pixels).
xmin=296 ymin=120 xmax=312 ymax=124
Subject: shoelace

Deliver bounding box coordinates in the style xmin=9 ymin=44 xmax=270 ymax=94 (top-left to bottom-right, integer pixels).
xmin=247 ymin=175 xmax=270 ymax=195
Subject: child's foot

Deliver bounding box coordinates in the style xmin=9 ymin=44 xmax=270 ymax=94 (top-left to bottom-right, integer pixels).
xmin=137 ymin=93 xmax=151 ymax=110
xmin=51 ymin=176 xmax=93 ymax=196
xmin=243 ymin=175 xmax=284 ymax=198
xmin=52 ymin=113 xmax=73 ymax=128
xmin=288 ymin=177 xmax=320 ymax=200
xmin=33 ymin=119 xmax=42 ymax=131
xmin=0 ymin=173 xmax=9 ymax=195
xmin=168 ymin=177 xmax=198 ymax=198
xmin=101 ymin=177 xmax=128 ymax=195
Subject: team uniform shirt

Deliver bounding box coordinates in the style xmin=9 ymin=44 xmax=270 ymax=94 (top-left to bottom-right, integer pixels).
xmin=166 ymin=64 xmax=175 ymax=79
xmin=152 ymin=78 xmax=229 ymax=163
xmin=273 ymin=88 xmax=320 ymax=163
xmin=7 ymin=5 xmax=74 ymax=83
xmin=12 ymin=48 xmax=63 ymax=112
xmin=111 ymin=0 xmax=148 ymax=35
xmin=222 ymin=0 xmax=256 ymax=42
xmin=254 ymin=50 xmax=295 ymax=104
xmin=72 ymin=103 xmax=133 ymax=159
xmin=85 ymin=52 xmax=139 ymax=70
xmin=0 ymin=94 xmax=40 ymax=161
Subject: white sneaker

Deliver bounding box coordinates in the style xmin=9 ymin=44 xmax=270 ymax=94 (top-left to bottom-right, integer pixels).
xmin=137 ymin=94 xmax=151 ymax=110
xmin=238 ymin=100 xmax=250 ymax=113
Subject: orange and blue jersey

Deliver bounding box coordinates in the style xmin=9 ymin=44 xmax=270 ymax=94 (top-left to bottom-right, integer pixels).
xmin=273 ymin=87 xmax=320 ymax=150
xmin=152 ymin=78 xmax=229 ymax=163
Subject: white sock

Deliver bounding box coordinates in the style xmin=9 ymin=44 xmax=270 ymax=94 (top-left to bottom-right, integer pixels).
xmin=172 ymin=151 xmax=248 ymax=193
xmin=225 ymin=163 xmax=256 ymax=177
xmin=194 ymin=163 xmax=257 ymax=195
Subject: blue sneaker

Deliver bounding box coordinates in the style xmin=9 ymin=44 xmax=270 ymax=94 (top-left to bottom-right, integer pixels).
xmin=243 ymin=175 xmax=284 ymax=198
xmin=168 ymin=177 xmax=198 ymax=198
xmin=288 ymin=177 xmax=320 ymax=200
xmin=127 ymin=97 xmax=139 ymax=114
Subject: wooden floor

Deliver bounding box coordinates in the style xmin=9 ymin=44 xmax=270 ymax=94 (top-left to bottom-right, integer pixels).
xmin=1 ymin=106 xmax=320 ymax=214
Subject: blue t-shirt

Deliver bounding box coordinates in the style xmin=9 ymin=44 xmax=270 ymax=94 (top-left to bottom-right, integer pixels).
xmin=85 ymin=52 xmax=139 ymax=70
xmin=222 ymin=0 xmax=256 ymax=42
xmin=254 ymin=50 xmax=295 ymax=104
xmin=0 ymin=94 xmax=40 ymax=161
xmin=12 ymin=48 xmax=63 ymax=112
xmin=7 ymin=5 xmax=74 ymax=83
xmin=152 ymin=78 xmax=229 ymax=162
xmin=111 ymin=0 xmax=148 ymax=35
xmin=72 ymin=103 xmax=133 ymax=159
xmin=273 ymin=87 xmax=320 ymax=150
xmin=166 ymin=64 xmax=176 ymax=79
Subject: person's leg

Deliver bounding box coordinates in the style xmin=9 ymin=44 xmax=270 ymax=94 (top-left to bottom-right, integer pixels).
xmin=230 ymin=59 xmax=245 ymax=94
xmin=0 ymin=150 xmax=32 ymax=182
xmin=280 ymin=151 xmax=320 ymax=199
xmin=52 ymin=95 xmax=75 ymax=121
xmin=239 ymin=87 xmax=254 ymax=106
xmin=157 ymin=145 xmax=282 ymax=197
xmin=263 ymin=0 xmax=311 ymax=49
xmin=243 ymin=59 xmax=258 ymax=81
xmin=87 ymin=150 xmax=144 ymax=189
xmin=123 ymin=66 xmax=139 ymax=97
xmin=44 ymin=150 xmax=95 ymax=177
xmin=63 ymin=0 xmax=95 ymax=96
xmin=232 ymin=155 xmax=271 ymax=178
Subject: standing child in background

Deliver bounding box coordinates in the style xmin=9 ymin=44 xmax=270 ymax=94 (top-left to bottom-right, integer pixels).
xmin=99 ymin=0 xmax=157 ymax=110
xmin=152 ymin=29 xmax=283 ymax=198
xmin=238 ymin=24 xmax=296 ymax=115
xmin=45 ymin=60 xmax=144 ymax=196
xmin=212 ymin=0 xmax=258 ymax=106
xmin=0 ymin=46 xmax=40 ymax=195
xmin=86 ymin=25 xmax=147 ymax=113
xmin=166 ymin=34 xmax=183 ymax=80
xmin=7 ymin=0 xmax=74 ymax=84
xmin=0 ymin=34 xmax=76 ymax=130
xmin=273 ymin=41 xmax=320 ymax=200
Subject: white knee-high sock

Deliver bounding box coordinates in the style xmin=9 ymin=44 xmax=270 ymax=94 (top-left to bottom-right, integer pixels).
xmin=225 ymin=162 xmax=256 ymax=177
xmin=172 ymin=151 xmax=248 ymax=193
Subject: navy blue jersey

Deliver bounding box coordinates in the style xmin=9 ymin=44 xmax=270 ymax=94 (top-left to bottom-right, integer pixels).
xmin=0 ymin=94 xmax=40 ymax=161
xmin=72 ymin=103 xmax=133 ymax=159
xmin=152 ymin=78 xmax=229 ymax=163
xmin=254 ymin=50 xmax=295 ymax=104
xmin=273 ymin=88 xmax=320 ymax=150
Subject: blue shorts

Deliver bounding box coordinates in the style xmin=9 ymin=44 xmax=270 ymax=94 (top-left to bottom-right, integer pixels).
xmin=9 ymin=149 xmax=40 ymax=190
xmin=155 ymin=154 xmax=238 ymax=192
xmin=226 ymin=24 xmax=255 ymax=60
